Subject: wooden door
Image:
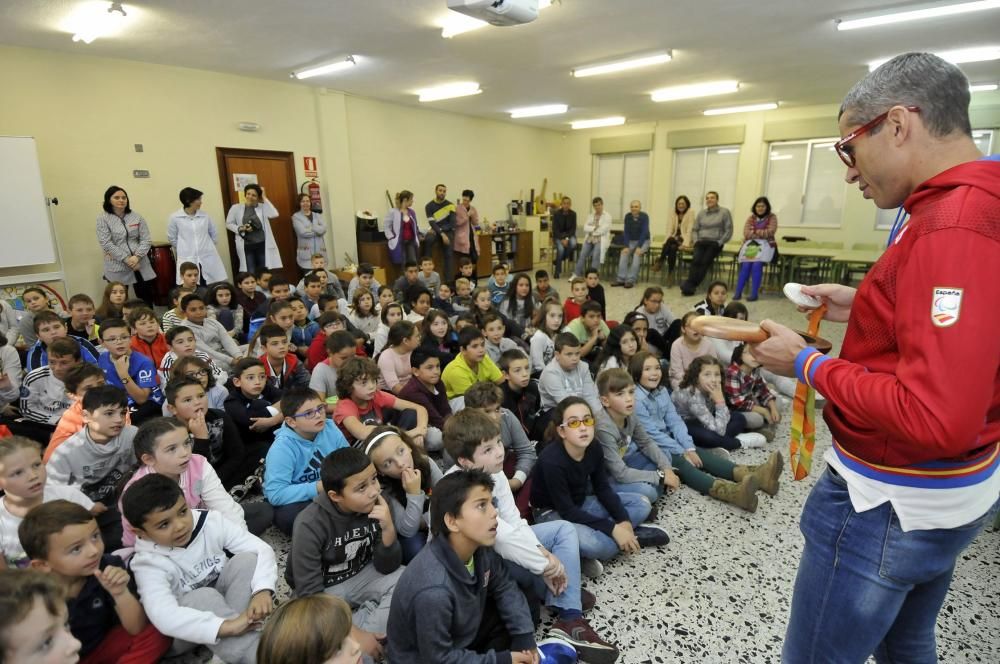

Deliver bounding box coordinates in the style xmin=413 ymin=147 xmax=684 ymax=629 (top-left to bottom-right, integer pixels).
xmin=216 ymin=148 xmax=301 ymax=282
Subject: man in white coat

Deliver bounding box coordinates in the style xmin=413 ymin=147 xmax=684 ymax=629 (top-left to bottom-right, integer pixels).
xmin=168 ymin=187 xmax=228 ymax=284
xmin=225 ymin=183 xmax=282 ymax=274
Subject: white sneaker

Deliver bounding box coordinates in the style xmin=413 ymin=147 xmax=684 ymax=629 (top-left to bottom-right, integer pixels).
xmin=737 ymin=432 xmax=767 ymax=449
xmin=580 ymin=558 xmax=604 ymax=579
xmin=568 ymin=274 xmax=580 ymax=281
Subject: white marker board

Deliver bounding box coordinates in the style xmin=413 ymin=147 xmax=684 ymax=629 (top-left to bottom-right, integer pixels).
xmin=0 ymin=137 xmax=58 ymax=268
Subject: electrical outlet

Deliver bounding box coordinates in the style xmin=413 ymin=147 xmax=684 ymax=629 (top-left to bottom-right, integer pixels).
xmin=134 ymin=144 xmax=143 ymax=152
xmin=133 ymin=170 xmax=150 ymax=178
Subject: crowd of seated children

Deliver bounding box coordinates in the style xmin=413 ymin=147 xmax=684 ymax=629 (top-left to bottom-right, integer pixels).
xmin=0 ymin=262 xmax=800 ymax=664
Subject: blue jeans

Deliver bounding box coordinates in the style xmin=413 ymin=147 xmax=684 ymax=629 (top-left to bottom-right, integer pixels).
xmin=535 ymin=493 xmax=650 ymax=561
xmin=610 ymin=442 xmax=662 ymax=503
xmin=574 ymin=240 xmax=601 ymax=276
xmin=554 ymin=236 xmax=577 ymax=277
xmin=783 ymin=468 xmax=999 ymax=663
xmin=399 ymin=532 xmax=428 ymax=564
xmin=507 ymin=520 xmax=584 ymax=615
xmin=616 ymin=240 xmax=649 ymax=284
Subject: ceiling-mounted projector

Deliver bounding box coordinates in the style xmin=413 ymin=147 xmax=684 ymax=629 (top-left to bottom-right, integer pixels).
xmin=446 ymin=0 xmax=539 ymax=26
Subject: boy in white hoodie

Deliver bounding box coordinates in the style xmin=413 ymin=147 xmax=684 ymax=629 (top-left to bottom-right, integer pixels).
xmin=124 ymin=473 xmax=277 ymax=664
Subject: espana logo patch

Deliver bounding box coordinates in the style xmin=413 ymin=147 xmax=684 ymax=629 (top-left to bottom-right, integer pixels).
xmin=931 ymin=287 xmax=963 ymax=328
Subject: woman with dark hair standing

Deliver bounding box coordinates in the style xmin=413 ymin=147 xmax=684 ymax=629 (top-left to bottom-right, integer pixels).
xmin=733 ymin=196 xmax=778 ymax=301
xmin=291 ymin=192 xmax=328 ymax=269
xmin=167 ymin=186 xmax=228 ymax=284
xmin=95 ymin=185 xmax=156 ymax=303
xmin=225 ymin=183 xmax=281 ymax=274
xmin=385 ymin=189 xmax=420 ymax=266
xmin=654 ymin=195 xmax=694 ymax=284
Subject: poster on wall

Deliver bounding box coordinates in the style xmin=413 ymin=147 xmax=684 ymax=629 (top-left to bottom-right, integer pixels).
xmin=234 ymin=173 xmax=259 ymax=204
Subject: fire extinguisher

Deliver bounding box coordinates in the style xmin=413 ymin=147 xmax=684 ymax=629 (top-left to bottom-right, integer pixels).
xmin=300 ymin=179 xmax=323 ymax=214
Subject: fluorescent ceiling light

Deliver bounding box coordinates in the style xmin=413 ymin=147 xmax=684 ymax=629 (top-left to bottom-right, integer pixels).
xmin=837 ymin=1 xmax=1000 ymax=31
xmin=292 ymin=56 xmax=357 ymax=80
xmin=769 ymin=154 xmax=794 ymax=161
xmin=510 ymin=104 xmax=568 ymax=118
xmin=651 ymin=80 xmax=740 ymax=102
xmin=417 ymin=81 xmax=482 ymax=102
xmin=704 ymin=102 xmax=778 ymax=116
xmin=440 ymin=0 xmax=552 ymax=38
xmin=970 ymin=83 xmax=999 ymax=91
xmin=716 ymin=148 xmax=740 ymax=154
xmin=572 ymin=52 xmax=672 ymax=78
xmin=571 ymin=116 xmax=626 ymax=130
xmin=68 ymin=1 xmax=128 ymax=44
xmin=869 ymin=46 xmax=1000 ymax=70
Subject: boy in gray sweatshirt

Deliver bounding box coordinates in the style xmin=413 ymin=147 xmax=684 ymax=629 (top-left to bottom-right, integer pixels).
xmin=289 ymin=447 xmax=402 ymax=661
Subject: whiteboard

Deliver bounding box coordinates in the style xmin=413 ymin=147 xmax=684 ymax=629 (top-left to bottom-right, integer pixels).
xmin=0 ymin=137 xmax=58 ymax=268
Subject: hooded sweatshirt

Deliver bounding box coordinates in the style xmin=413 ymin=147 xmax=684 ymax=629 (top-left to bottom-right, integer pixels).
xmin=289 ymin=492 xmax=402 ymax=597
xmin=131 ymin=509 xmax=277 ymax=644
xmin=263 ymin=419 xmax=349 ymax=506
xmin=46 ymin=425 xmax=137 ymax=505
xmin=594 ymin=408 xmax=671 ymax=486
xmin=387 ymin=536 xmax=536 ymax=664
xmin=794 ymin=157 xmax=1000 ymax=530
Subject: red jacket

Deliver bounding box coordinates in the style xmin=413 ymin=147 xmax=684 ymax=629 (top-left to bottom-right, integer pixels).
xmin=131 ymin=333 xmax=169 ymax=380
xmin=797 ymin=159 xmax=1000 ymax=468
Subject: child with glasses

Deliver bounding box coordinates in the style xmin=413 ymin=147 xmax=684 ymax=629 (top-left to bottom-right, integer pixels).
xmin=530 ymin=396 xmax=668 ymax=567
xmin=169 ymin=355 xmax=229 ymax=410
xmin=263 ymin=387 xmax=350 ymax=536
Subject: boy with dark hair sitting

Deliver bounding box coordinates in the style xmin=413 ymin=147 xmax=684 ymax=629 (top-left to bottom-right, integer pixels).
xmin=441 ymin=326 xmax=504 ymax=403
xmin=533 ymin=269 xmax=559 ymax=304
xmin=264 ymin=387 xmax=350 ymax=535
xmin=348 ymin=263 xmax=382 ymax=302
xmin=463 ymin=382 xmax=536 ymax=493
xmin=387 ymin=470 xmax=539 ymax=664
xmin=397 ymin=347 xmax=451 ymax=452
xmin=443 ymin=410 xmax=618 ymax=662
xmin=539 ymin=333 xmax=602 ymax=414
xmin=124 ymin=474 xmax=277 ymax=662
xmin=223 ymin=358 xmax=284 ymax=467
xmin=46 ymin=385 xmax=137 ymax=550
xmin=20 ymin=500 xmax=171 ymax=663
xmin=127 ymin=306 xmax=169 ymax=370
xmin=564 ymin=300 xmax=609 ymax=363
xmin=332 ymin=357 xmax=428 ymax=449
xmin=257 ymin=323 xmax=311 ymax=394
xmin=497 ymin=348 xmax=544 ymax=442
xmin=96 ymin=318 xmax=163 ymax=424
xmin=289 ymin=447 xmax=403 ymax=661
xmin=0 ymin=568 xmax=81 ymax=663
xmin=15 ymin=337 xmax=83 ymax=444
xmin=64 ymin=293 xmax=100 ymax=346
xmin=25 ymin=310 xmax=99 ymax=371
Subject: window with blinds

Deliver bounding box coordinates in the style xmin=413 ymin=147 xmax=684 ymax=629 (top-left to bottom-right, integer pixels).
xmin=765 ymin=138 xmax=846 ymax=227
xmin=592 ymin=152 xmax=650 ymax=222
xmin=671 ymin=146 xmax=741 ymax=214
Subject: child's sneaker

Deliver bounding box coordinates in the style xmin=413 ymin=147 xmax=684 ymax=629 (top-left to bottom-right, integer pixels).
xmin=634 ymin=524 xmax=670 ymax=548
xmin=736 ymin=432 xmax=767 ymax=449
xmin=549 ymin=616 xmax=620 ymax=663
xmin=580 ymin=558 xmax=604 ymax=579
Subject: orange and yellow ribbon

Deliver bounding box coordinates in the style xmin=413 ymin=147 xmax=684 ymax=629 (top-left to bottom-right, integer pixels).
xmin=789 ymin=306 xmax=827 ymax=480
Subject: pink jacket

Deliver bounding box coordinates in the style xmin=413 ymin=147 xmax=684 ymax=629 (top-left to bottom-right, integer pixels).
xmin=119 ymin=454 xmax=246 ymax=547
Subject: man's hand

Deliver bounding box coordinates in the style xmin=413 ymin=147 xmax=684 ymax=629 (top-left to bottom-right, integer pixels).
xmin=94 ymin=566 xmax=131 ymax=598
xmin=799 ymin=284 xmax=856 ymax=323
xmin=246 ymin=590 xmax=274 ymax=623
xmin=612 ymin=521 xmax=640 ymax=554
xmin=684 ymin=449 xmax=702 ymax=468
xmin=352 ymin=626 xmax=385 ymax=658
xmin=750 ymin=320 xmax=808 ymax=377
xmin=401 ymin=466 xmax=422 ymax=495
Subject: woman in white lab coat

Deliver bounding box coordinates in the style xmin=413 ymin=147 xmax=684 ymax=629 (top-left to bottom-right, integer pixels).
xmin=292 ymin=193 xmax=328 ymax=268
xmin=224 ymin=183 xmax=282 ymax=274
xmin=167 ymin=187 xmax=229 ymax=284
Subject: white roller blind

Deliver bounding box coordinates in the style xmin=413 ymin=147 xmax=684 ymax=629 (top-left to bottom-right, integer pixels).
xmin=765 ymin=143 xmax=807 ymax=226
xmin=671 ymin=146 xmax=741 ymax=214
xmin=593 ymin=151 xmax=651 ymax=223
xmin=705 ymin=149 xmax=740 ymax=211
xmin=765 ymin=138 xmax=846 ymax=227
xmin=802 ymin=142 xmax=845 ymax=227
xmin=621 ymin=152 xmax=650 ymax=217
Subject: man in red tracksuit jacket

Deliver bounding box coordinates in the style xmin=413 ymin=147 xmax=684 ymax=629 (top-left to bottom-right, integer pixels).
xmin=753 ymin=53 xmax=1000 ymax=664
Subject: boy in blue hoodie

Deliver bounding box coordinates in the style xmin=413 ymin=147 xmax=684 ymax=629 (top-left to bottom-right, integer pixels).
xmin=263 ymin=386 xmax=349 ymax=535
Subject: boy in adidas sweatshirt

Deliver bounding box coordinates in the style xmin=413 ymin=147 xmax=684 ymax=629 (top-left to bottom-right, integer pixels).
xmin=290 ymin=447 xmax=403 ymax=661
xmin=46 ymin=385 xmax=136 ymax=550
xmin=263 ymin=387 xmax=350 ymax=535
xmin=124 ymin=474 xmax=276 ymax=664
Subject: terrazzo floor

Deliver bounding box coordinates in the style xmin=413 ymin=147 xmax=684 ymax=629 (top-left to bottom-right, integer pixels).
xmin=173 ymin=273 xmax=1000 ymax=663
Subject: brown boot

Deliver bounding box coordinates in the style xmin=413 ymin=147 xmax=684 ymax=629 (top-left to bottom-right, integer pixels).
xmin=734 ymin=451 xmax=784 ymax=497
xmin=708 ymin=475 xmax=759 ymax=512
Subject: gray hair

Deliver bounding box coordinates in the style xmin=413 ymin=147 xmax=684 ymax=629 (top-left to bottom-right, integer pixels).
xmin=839 ymin=52 xmax=971 ymax=138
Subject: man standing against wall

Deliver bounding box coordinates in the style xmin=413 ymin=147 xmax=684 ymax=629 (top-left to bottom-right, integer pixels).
xmin=752 ymin=52 xmax=1000 ymax=663
xmin=679 ymin=191 xmax=732 ymax=296
xmin=572 ymin=197 xmax=612 ymax=279
xmin=551 ymin=196 xmax=577 ymax=279
xmin=424 ymin=184 xmax=456 ymax=280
